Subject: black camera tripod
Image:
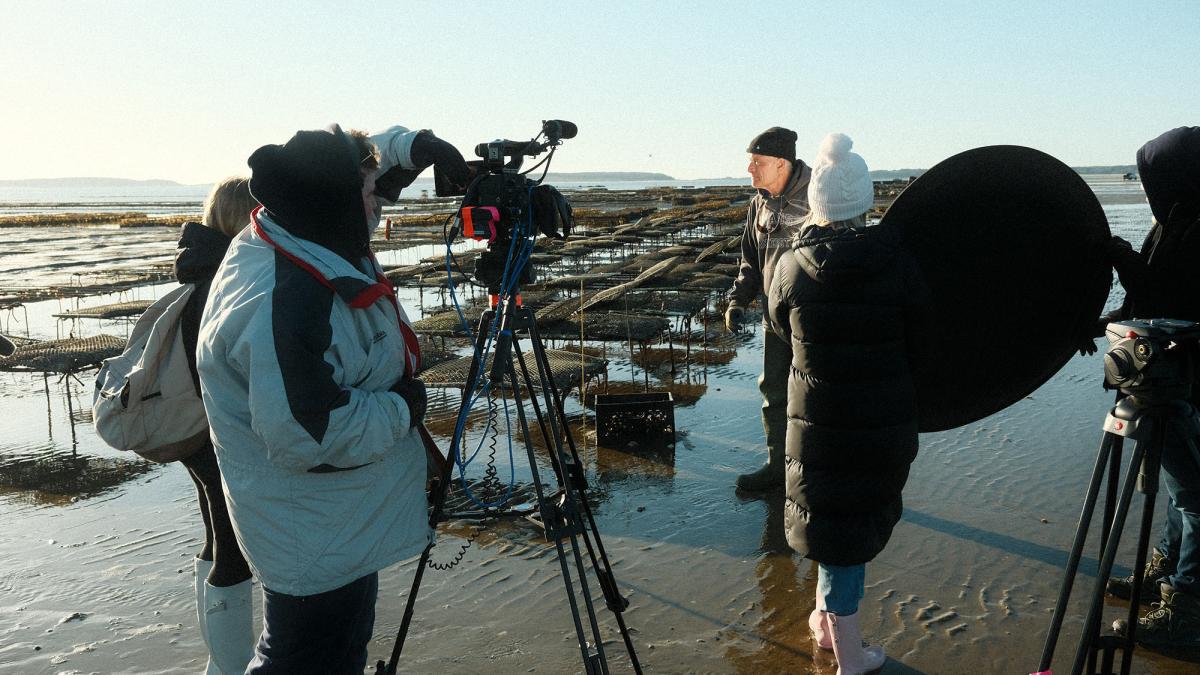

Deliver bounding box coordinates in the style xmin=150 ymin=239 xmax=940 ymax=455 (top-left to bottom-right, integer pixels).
xmin=375 ymin=294 xmax=643 ymax=675
xmin=1037 ymin=391 xmax=1200 ymax=675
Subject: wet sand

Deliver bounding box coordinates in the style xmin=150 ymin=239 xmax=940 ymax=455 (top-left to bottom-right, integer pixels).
xmin=4 ymin=178 xmax=1199 ymax=674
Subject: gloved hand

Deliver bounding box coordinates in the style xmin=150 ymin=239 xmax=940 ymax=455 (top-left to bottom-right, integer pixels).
xmin=725 ymin=306 xmax=745 ymax=333
xmin=390 ymin=377 xmax=428 ymax=428
xmin=531 ymin=184 xmax=573 ymax=239
xmin=1104 ymin=235 xmax=1134 ymax=263
xmin=410 ymin=131 xmax=473 ymax=188
xmin=1077 ymin=335 xmax=1098 ymax=356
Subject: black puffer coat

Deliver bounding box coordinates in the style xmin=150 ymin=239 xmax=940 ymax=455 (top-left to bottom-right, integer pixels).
xmin=174 ymin=221 xmax=234 ymax=390
xmin=767 ymin=222 xmax=928 ymax=565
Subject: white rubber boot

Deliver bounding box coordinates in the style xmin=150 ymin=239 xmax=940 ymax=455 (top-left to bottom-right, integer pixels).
xmin=828 ymin=611 xmax=886 ymax=675
xmin=203 ymin=579 xmax=255 ymax=675
xmin=810 ymin=590 xmax=832 ymax=650
xmin=193 ymin=558 xmax=220 ymax=674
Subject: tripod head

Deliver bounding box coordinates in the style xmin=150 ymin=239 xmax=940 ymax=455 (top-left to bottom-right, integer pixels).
xmin=1103 ymin=319 xmax=1200 ymax=404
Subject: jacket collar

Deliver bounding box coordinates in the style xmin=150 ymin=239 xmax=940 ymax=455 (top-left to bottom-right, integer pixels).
xmin=252 ymin=207 xmax=421 ymax=376
xmin=252 ymin=207 xmax=386 ymax=307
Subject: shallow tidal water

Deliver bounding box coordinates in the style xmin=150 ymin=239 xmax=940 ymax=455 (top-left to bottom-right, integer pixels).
xmin=4 ymin=177 xmax=1198 ymax=674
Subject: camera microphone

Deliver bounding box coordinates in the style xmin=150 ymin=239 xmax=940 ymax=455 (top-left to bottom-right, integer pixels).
xmin=542 ymin=120 xmax=578 ymax=141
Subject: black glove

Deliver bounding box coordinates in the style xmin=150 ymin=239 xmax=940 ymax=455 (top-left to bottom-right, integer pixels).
xmin=530 ymin=184 xmax=573 ymax=238
xmin=390 ymin=377 xmax=428 ymax=428
xmin=725 ymin=306 xmax=745 ymax=333
xmin=1104 ymin=235 xmax=1134 ymax=264
xmin=410 ymin=131 xmax=472 ymax=187
xmin=1077 ymin=335 xmax=1098 ymax=356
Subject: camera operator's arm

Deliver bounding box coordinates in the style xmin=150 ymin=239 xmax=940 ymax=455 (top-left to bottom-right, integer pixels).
xmin=1108 ymin=232 xmax=1150 ymax=293
xmin=410 ymin=131 xmax=472 ymax=188
xmin=1105 ymin=226 xmax=1178 ymax=310
xmin=370 ymin=126 xmax=423 ymax=203
xmin=369 ymin=127 xmax=472 ymax=202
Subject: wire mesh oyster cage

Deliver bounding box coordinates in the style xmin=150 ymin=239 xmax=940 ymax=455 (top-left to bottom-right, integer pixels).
xmin=594 ymin=391 xmax=675 ymax=450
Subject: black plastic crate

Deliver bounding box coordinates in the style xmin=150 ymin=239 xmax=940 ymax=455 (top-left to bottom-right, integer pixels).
xmin=595 ymin=391 xmax=675 ymax=448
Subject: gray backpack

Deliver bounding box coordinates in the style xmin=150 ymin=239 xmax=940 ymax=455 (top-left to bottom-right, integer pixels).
xmin=93 ymin=284 xmax=208 ymax=463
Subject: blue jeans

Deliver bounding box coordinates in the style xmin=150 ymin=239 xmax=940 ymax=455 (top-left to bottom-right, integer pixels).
xmin=1157 ymin=413 xmax=1200 ymax=597
xmin=248 ymin=573 xmax=378 ymax=675
xmin=818 ymin=563 xmax=866 ymax=616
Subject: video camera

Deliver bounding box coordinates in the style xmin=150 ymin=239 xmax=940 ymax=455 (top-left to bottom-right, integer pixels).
xmin=436 ymin=120 xmax=576 ymax=293
xmin=1103 ymin=318 xmax=1200 ymax=400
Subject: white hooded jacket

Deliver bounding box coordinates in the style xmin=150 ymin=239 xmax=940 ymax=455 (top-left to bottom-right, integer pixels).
xmin=197 ymin=207 xmax=430 ymax=596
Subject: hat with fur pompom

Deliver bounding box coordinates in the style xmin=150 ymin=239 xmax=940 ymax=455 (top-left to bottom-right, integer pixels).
xmin=807 ymin=133 xmax=873 ymax=224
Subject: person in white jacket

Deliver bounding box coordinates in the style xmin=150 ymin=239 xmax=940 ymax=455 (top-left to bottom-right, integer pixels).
xmin=197 ymin=123 xmax=469 ymax=674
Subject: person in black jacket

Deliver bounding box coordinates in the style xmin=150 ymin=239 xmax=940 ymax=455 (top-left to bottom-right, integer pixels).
xmin=176 ymin=176 xmax=258 ymax=674
xmin=768 ymin=133 xmax=927 ymax=675
xmin=726 ymin=126 xmax=812 ymax=492
xmin=1103 ymin=126 xmax=1200 ymax=651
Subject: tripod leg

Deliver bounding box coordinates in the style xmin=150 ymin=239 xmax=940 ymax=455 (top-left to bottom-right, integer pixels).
xmin=1119 ymin=416 xmax=1166 ymax=675
xmin=1071 ymin=436 xmax=1149 ymax=675
xmin=503 ymin=354 xmax=608 ymax=674
xmin=378 ymin=311 xmax=495 ymax=674
xmin=523 ymin=319 xmax=643 ymax=674
xmin=1039 ymin=432 xmax=1119 ymax=671
xmin=380 ymin=542 xmax=435 ymax=675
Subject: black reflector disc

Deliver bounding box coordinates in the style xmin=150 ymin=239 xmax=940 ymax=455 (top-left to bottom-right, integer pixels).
xmin=879 ymin=145 xmax=1111 ymax=432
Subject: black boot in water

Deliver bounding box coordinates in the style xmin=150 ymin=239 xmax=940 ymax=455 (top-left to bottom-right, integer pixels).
xmin=736 ymin=446 xmax=785 ymax=491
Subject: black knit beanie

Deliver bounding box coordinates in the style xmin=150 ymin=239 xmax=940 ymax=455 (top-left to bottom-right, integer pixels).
xmin=247 ymin=124 xmax=368 ymax=260
xmin=746 ymin=126 xmax=798 ymax=161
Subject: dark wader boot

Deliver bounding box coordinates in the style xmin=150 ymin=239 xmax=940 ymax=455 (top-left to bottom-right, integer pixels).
xmin=737 ymin=325 xmax=789 ymax=491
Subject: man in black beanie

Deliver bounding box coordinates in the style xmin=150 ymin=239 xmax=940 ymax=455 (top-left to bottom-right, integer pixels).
xmin=727 ymin=126 xmax=812 ymax=491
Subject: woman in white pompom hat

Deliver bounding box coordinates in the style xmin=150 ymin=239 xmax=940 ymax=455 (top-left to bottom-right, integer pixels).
xmin=807 ymin=133 xmax=875 ymax=226
xmin=766 ymin=133 xmax=930 ymax=675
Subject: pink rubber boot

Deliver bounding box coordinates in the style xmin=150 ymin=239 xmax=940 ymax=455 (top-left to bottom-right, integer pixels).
xmin=810 ymin=591 xmax=832 ymax=650
xmin=828 ymin=611 xmax=886 ymax=675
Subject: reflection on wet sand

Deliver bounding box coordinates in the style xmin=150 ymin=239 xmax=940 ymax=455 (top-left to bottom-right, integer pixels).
xmin=721 ymin=493 xmax=831 ymax=674
xmin=1 ymin=373 xmax=155 ymax=508
xmin=0 ymin=441 xmax=153 ymax=507
xmin=596 ymin=444 xmax=676 ymax=486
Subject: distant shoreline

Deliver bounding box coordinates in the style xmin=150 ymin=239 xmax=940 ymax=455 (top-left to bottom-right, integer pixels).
xmin=0 ymin=165 xmax=1141 ymax=189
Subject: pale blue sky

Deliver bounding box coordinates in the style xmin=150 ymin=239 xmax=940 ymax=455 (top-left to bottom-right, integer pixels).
xmin=1 ymin=1 xmax=1196 ymax=183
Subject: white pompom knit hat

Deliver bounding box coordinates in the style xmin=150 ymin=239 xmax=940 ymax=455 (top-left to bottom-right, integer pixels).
xmin=807 ymin=133 xmax=873 ymax=224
